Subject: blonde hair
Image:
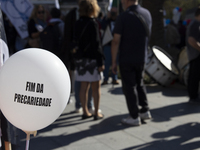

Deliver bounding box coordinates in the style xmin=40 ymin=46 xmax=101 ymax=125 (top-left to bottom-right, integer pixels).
xmin=79 ymin=0 xmax=100 ymax=18
xmin=30 ymin=5 xmax=46 ymax=20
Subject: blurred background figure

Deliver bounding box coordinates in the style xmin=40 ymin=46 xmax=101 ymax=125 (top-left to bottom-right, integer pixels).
xmin=176 ymin=20 xmax=187 ymax=50
xmin=101 ymin=7 xmax=119 ymax=85
xmin=0 ymin=9 xmax=19 ymax=150
xmin=40 ymin=7 xmax=64 ymax=57
xmin=27 ymin=5 xmax=47 ymax=48
xmin=165 ymin=19 xmax=180 ymax=48
xmin=165 ymin=19 xmax=181 ymax=63
xmin=186 ymin=6 xmax=200 ymax=103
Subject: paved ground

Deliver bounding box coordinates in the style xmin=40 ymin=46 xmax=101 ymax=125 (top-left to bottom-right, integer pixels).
xmin=15 ymin=79 xmax=200 ymax=150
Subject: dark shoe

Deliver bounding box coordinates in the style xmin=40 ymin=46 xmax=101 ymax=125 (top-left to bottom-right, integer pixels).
xmin=101 ymin=81 xmax=108 ymax=85
xmin=189 ymin=98 xmax=200 ymax=103
xmin=94 ymin=114 xmax=104 ymax=120
xmin=82 ymin=114 xmax=93 ymax=120
xmin=112 ymin=80 xmax=119 ymax=85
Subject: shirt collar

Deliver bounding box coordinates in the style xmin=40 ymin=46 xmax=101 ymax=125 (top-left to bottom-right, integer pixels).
xmin=126 ymin=4 xmax=139 ymax=12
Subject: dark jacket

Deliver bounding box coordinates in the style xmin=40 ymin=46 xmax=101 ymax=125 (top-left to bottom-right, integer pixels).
xmin=62 ymin=8 xmax=77 ymax=70
xmin=74 ymin=16 xmax=104 ymax=67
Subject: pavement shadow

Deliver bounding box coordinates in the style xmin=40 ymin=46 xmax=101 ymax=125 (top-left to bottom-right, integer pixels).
xmin=150 ymin=102 xmax=200 ymax=122
xmin=109 ymin=83 xmax=188 ymax=97
xmin=16 ymin=101 xmax=200 ymax=150
xmin=16 ymin=114 xmax=141 ymax=150
xmin=123 ymin=122 xmax=200 ymax=150
xmin=159 ymin=83 xmax=188 ymax=97
xmin=108 ymin=86 xmax=123 ymax=95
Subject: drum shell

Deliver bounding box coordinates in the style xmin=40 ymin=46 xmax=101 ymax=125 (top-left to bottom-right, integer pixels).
xmin=145 ymin=46 xmax=179 ymax=86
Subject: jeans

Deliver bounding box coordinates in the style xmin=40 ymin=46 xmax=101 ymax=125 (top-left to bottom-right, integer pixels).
xmin=74 ymin=81 xmax=93 ymax=109
xmin=103 ymin=45 xmax=118 ymax=81
xmin=119 ymin=63 xmax=149 ymax=119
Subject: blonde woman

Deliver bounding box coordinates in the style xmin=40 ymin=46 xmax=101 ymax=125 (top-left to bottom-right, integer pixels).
xmin=27 ymin=5 xmax=47 ymax=48
xmin=74 ymin=0 xmax=105 ymax=120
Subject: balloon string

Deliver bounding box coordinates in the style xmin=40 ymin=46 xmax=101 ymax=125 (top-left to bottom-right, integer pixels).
xmin=23 ymin=131 xmax=37 ymax=150
xmin=25 ymin=133 xmax=30 ymax=150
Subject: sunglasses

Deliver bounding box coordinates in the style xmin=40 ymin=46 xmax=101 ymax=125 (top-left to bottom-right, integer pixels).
xmin=37 ymin=11 xmax=45 ymax=14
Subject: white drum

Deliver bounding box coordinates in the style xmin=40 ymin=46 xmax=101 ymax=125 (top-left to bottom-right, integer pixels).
xmin=145 ymin=46 xmax=179 ymax=86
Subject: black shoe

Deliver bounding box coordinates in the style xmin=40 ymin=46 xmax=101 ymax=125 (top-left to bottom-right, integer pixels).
xmin=189 ymin=98 xmax=200 ymax=103
xmin=94 ymin=114 xmax=104 ymax=120
xmin=112 ymin=80 xmax=119 ymax=85
xmin=101 ymin=81 xmax=108 ymax=85
xmin=82 ymin=114 xmax=93 ymax=120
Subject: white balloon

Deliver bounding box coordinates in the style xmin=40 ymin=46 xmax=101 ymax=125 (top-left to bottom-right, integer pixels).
xmin=0 ymin=48 xmax=71 ymax=132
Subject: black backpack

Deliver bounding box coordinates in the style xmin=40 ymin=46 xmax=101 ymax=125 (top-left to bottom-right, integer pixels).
xmin=40 ymin=22 xmax=63 ymax=56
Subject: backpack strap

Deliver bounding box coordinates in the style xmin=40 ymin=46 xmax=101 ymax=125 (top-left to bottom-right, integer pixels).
xmin=78 ymin=21 xmax=91 ymax=42
xmin=130 ymin=10 xmax=150 ymax=39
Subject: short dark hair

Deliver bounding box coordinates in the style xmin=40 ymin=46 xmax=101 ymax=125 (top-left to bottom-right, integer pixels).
xmin=50 ymin=7 xmax=61 ymax=18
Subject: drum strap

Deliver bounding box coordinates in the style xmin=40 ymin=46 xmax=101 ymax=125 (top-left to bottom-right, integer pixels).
xmin=131 ymin=10 xmax=150 ymax=39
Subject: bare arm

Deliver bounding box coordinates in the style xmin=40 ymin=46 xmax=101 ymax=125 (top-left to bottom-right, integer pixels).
xmin=188 ymin=36 xmax=200 ymax=52
xmin=111 ymin=34 xmax=121 ymax=74
xmin=4 ymin=141 xmax=11 ymax=150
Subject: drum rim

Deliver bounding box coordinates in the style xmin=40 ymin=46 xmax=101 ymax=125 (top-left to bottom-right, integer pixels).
xmin=152 ymin=46 xmax=179 ymax=75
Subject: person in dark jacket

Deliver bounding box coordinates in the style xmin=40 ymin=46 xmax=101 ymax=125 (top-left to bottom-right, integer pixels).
xmin=101 ymin=7 xmax=119 ymax=85
xmin=74 ymin=0 xmax=104 ymax=120
xmin=186 ymin=7 xmax=200 ymax=103
xmin=112 ymin=0 xmax=152 ymax=126
xmin=64 ymin=8 xmax=94 ymax=114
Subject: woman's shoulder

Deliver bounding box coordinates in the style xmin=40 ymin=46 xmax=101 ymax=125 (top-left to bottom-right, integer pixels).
xmin=76 ymin=17 xmax=97 ymax=27
xmin=88 ymin=18 xmax=98 ymax=28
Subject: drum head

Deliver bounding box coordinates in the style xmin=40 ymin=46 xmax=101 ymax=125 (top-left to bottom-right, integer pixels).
xmin=152 ymin=46 xmax=179 ymax=75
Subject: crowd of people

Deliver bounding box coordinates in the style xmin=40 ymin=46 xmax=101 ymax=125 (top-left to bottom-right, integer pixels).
xmin=2 ymin=0 xmax=200 ymax=149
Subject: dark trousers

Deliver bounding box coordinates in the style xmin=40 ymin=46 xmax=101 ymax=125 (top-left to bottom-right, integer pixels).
xmin=188 ymin=56 xmax=200 ymax=99
xmin=119 ymin=63 xmax=149 ymax=119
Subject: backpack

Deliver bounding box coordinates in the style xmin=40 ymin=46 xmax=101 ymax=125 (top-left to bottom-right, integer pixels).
xmin=40 ymin=22 xmax=63 ymax=56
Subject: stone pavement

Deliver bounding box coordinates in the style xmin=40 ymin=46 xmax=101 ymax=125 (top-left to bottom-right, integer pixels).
xmin=16 ymin=79 xmax=200 ymax=150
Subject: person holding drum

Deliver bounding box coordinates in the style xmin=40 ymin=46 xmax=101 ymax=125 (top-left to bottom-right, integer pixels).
xmin=186 ymin=7 xmax=200 ymax=103
xmin=111 ymin=0 xmax=152 ymax=126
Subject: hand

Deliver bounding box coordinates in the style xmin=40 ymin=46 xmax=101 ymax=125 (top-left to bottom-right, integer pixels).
xmin=98 ymin=65 xmax=105 ymax=72
xmin=107 ymin=11 xmax=111 ymax=19
xmin=112 ymin=63 xmax=117 ymax=74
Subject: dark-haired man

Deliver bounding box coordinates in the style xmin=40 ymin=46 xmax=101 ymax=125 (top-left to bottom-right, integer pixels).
xmin=186 ymin=7 xmax=200 ymax=103
xmin=111 ymin=0 xmax=152 ymax=126
xmin=40 ymin=7 xmax=64 ymax=56
xmin=49 ymin=7 xmax=65 ymax=37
